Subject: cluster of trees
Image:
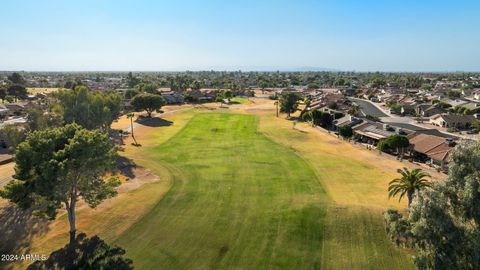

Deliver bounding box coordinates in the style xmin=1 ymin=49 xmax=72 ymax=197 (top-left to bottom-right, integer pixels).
xmin=55 ymin=86 xmax=122 ymax=131
xmin=122 ymin=73 xmax=168 ymax=118
xmin=0 ymin=72 xmax=28 ymax=102
xmin=377 ymin=134 xmax=409 ymax=157
xmin=302 ymin=109 xmax=333 ymax=127
xmin=385 ymin=141 xmax=480 ymax=269
xmin=0 ymin=83 xmax=133 ymax=266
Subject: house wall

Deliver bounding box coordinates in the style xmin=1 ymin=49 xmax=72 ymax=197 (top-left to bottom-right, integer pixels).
xmin=429 ymin=117 xmax=446 ymax=127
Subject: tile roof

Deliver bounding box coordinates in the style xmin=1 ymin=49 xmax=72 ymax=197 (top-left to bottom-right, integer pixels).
xmin=435 ymin=114 xmax=475 ymax=124
xmin=409 ymin=133 xmax=454 ymax=162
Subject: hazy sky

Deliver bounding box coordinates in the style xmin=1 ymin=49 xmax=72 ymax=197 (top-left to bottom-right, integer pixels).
xmin=1 ymin=0 xmax=479 ymax=72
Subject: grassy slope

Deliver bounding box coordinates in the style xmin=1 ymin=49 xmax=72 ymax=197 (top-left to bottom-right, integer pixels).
xmin=115 ymin=112 xmax=413 ymax=269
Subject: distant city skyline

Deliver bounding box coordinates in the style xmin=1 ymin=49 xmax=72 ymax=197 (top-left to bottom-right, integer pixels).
xmin=1 ymin=0 xmax=480 ymax=72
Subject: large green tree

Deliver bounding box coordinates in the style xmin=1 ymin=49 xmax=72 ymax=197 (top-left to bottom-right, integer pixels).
xmin=124 ymin=88 xmax=140 ymax=100
xmin=279 ymin=92 xmax=300 ymax=118
xmin=7 ymin=84 xmax=28 ymax=101
xmin=0 ymin=124 xmax=119 ymax=243
xmin=7 ymin=72 xmax=25 ymax=85
xmin=131 ymin=93 xmax=166 ymax=118
xmin=385 ymin=141 xmax=480 ymax=269
xmin=56 ymin=86 xmax=122 ymax=131
xmin=385 ymin=134 xmax=409 ymax=158
xmin=388 ymin=167 xmax=431 ymax=207
xmin=223 ymin=89 xmax=233 ymax=103
xmin=338 ymin=125 xmax=353 ymax=138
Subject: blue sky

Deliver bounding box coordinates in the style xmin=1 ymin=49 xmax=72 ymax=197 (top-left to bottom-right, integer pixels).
xmin=1 ymin=0 xmax=479 ymax=71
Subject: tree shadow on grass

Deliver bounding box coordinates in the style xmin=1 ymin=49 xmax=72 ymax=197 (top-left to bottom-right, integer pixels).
xmin=227 ymin=101 xmax=241 ymax=104
xmin=116 ymin=156 xmax=137 ymax=180
xmin=135 ymin=116 xmax=173 ymax=127
xmin=28 ymin=232 xmax=133 ymax=270
xmin=0 ymin=204 xmax=50 ymax=270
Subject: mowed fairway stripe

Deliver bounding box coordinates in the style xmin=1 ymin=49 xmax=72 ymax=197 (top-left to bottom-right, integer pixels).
xmin=115 ymin=113 xmax=328 ymax=270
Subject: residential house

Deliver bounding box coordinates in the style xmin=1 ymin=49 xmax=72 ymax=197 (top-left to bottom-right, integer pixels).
xmin=161 ymin=91 xmax=184 ymax=104
xmin=415 ymin=104 xmax=447 ymax=117
xmin=353 ymin=122 xmax=397 ymax=145
xmin=459 ymin=102 xmax=480 ymax=111
xmin=0 ymin=106 xmax=9 ymax=119
xmin=341 ymin=87 xmax=357 ymax=97
xmin=383 ymin=87 xmax=405 ymax=95
xmin=432 ymin=87 xmax=450 ymax=98
xmin=362 ymin=88 xmax=380 ymax=100
xmin=4 ymin=103 xmax=24 ymax=115
xmin=429 ymin=113 xmax=476 ymax=129
xmin=472 ymin=89 xmax=480 ymax=100
xmin=408 ymin=133 xmax=456 ymax=170
xmin=400 ymin=103 xmax=417 ymax=116
xmin=309 ymin=92 xmax=345 ymax=111
xmin=444 ymin=98 xmax=469 ymax=108
xmin=333 ymin=115 xmax=362 ymax=130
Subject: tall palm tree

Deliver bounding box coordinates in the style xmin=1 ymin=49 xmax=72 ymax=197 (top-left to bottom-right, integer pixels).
xmin=388 ymin=167 xmax=431 ymax=207
xmin=127 ymin=113 xmax=138 ymax=145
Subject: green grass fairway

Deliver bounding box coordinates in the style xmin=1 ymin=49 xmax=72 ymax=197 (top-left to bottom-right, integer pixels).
xmin=115 ymin=113 xmax=412 ymax=269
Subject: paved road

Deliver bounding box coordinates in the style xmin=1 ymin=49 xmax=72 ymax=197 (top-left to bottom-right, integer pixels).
xmin=350 ymin=98 xmax=389 ymax=117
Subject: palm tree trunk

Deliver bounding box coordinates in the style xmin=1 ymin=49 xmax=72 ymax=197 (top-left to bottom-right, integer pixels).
xmin=130 ymin=118 xmax=137 ymax=145
xmin=407 ymin=191 xmax=413 ymax=208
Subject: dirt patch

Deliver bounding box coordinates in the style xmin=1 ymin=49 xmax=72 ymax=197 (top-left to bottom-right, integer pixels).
xmin=117 ymin=166 xmax=160 ymax=192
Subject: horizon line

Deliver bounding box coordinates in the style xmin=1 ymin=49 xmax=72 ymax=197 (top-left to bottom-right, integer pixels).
xmin=1 ymin=69 xmax=480 ymax=73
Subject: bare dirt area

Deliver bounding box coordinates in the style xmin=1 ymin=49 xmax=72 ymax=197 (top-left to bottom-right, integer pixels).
xmin=117 ymin=166 xmax=160 ymax=192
